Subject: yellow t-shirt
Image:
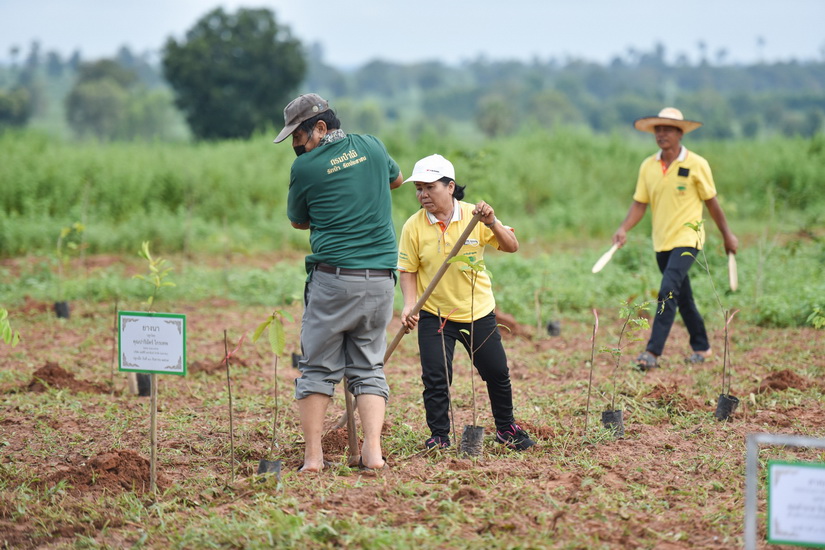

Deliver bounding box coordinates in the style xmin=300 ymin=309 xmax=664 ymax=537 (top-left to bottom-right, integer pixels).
xmin=633 ymin=147 xmax=717 ymax=252
xmin=397 ymin=200 xmax=504 ymax=323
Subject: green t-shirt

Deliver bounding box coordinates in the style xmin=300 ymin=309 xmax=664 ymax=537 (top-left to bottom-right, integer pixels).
xmin=287 ymin=133 xmax=400 ymax=273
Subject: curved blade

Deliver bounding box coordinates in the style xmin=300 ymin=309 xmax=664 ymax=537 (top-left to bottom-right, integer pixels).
xmin=592 ymin=244 xmax=619 ymax=273
xmin=728 ymin=253 xmax=738 ymax=292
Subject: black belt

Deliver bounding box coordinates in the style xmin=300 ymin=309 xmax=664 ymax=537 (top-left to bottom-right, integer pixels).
xmin=315 ymin=263 xmax=393 ymax=278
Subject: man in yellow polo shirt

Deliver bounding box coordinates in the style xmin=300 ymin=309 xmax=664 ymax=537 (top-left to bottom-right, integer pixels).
xmin=612 ymin=107 xmax=738 ymax=371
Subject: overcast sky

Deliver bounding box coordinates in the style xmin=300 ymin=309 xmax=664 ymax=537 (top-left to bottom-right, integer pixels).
xmin=1 ymin=0 xmax=823 ymax=68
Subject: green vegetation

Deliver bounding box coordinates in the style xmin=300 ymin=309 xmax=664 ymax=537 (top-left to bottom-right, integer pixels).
xmin=0 ymin=307 xmax=20 ymax=347
xmin=1 ymin=129 xmax=822 ymax=328
xmin=306 ymin=47 xmax=825 ymax=140
xmin=133 ymin=241 xmax=175 ymax=309
xmin=162 ymin=7 xmax=305 ymax=140
xmin=2 ymin=129 xmax=823 ymax=256
xmin=65 ymin=59 xmax=184 ymax=141
xmin=3 ymin=35 xmax=824 ymax=141
xmin=2 ymin=19 xmax=824 ymax=548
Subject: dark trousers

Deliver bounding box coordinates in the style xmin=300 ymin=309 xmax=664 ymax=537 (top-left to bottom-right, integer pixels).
xmin=646 ymin=247 xmax=710 ymax=356
xmin=417 ymin=310 xmax=515 ymax=437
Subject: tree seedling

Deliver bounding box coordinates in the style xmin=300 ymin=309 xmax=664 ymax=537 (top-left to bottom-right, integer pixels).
xmin=599 ymin=299 xmax=653 ymax=437
xmin=807 ymin=306 xmax=825 ymax=330
xmin=1 ymin=307 xmax=21 ymax=347
xmin=684 ymin=220 xmax=739 ymax=420
xmin=253 ymin=308 xmax=293 ymax=477
xmin=449 ymin=253 xmax=512 ymax=456
xmin=54 ymin=222 xmax=85 ymax=318
xmin=131 ymin=241 xmax=176 ymax=397
xmin=133 ymin=241 xmax=175 ymax=310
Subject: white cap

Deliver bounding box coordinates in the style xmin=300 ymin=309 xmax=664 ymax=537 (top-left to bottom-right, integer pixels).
xmin=404 ymin=154 xmax=455 ymax=183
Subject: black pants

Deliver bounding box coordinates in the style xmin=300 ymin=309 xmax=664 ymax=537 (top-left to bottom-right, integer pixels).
xmin=646 ymin=247 xmax=710 ymax=356
xmin=417 ymin=310 xmax=515 ymax=437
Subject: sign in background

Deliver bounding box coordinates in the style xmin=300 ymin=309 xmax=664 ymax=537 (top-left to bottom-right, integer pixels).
xmin=768 ymin=460 xmax=825 ymax=547
xmin=118 ymin=311 xmax=186 ymax=376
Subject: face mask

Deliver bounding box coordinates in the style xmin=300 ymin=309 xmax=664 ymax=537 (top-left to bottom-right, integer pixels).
xmin=293 ymin=129 xmax=313 ymax=157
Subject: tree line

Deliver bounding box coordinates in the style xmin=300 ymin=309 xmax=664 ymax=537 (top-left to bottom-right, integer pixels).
xmin=1 ymin=7 xmax=824 ymax=141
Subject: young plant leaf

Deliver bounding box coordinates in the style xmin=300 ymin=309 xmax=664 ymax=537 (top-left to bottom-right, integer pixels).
xmin=269 ymin=319 xmax=285 ymax=356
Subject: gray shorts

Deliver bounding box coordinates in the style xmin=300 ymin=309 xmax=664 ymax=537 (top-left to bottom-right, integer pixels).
xmin=294 ymin=267 xmax=394 ymax=401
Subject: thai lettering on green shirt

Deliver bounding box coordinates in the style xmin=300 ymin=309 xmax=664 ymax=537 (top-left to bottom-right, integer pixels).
xmin=287 ymin=134 xmax=400 ymax=273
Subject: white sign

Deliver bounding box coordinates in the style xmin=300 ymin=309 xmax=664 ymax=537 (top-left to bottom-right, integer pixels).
xmin=119 ymin=312 xmax=186 ymax=376
xmin=768 ymin=461 xmax=825 ymax=547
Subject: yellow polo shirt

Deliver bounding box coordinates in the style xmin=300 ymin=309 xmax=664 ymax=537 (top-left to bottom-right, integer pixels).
xmin=633 ymin=147 xmax=717 ymax=252
xmin=397 ymin=200 xmax=505 ymax=323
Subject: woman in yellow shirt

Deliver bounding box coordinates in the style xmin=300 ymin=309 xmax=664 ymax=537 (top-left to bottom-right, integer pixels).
xmin=398 ymin=154 xmax=534 ymax=451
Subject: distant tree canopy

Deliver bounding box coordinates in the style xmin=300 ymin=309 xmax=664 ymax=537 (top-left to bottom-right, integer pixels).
xmin=0 ymin=87 xmax=33 ymax=128
xmin=305 ymin=47 xmax=825 ymax=139
xmin=162 ymin=7 xmax=306 ymax=140
xmin=65 ymin=59 xmax=184 ymax=141
xmin=2 ymin=36 xmax=824 ymax=142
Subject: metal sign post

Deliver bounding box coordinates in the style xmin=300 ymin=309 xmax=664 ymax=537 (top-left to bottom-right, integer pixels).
xmin=745 ymin=433 xmax=825 ymax=549
xmin=119 ymin=311 xmax=187 ymax=492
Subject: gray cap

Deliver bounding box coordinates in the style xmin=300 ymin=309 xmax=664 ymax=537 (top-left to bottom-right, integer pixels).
xmin=273 ymin=93 xmax=330 ymax=143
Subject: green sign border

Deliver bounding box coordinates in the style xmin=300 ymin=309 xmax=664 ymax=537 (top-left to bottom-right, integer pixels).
xmin=767 ymin=460 xmax=825 ymax=548
xmin=118 ymin=311 xmax=187 ymax=376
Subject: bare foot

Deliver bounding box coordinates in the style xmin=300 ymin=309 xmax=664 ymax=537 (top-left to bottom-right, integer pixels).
xmin=298 ymin=459 xmax=330 ymax=473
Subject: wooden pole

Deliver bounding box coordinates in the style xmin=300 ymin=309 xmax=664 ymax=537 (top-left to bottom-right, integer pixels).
xmin=384 ymin=212 xmax=483 ymax=364
xmin=110 ymin=301 xmax=118 ymax=395
xmin=344 ymin=388 xmax=360 ymax=467
xmin=224 ymin=330 xmax=235 ymax=483
xmin=150 ymin=373 xmax=157 ymax=493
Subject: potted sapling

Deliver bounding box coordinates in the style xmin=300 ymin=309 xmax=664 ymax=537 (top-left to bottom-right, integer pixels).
xmin=131 ymin=241 xmax=176 ymax=397
xmin=600 ymin=299 xmax=653 ymax=438
xmin=684 ymin=221 xmax=739 ymax=421
xmin=449 ymin=254 xmax=512 ymax=456
xmin=252 ymin=308 xmax=294 ymax=478
xmin=54 ymin=222 xmax=85 ymax=319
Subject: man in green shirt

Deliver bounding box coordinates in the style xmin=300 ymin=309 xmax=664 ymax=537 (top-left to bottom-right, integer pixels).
xmin=275 ymin=93 xmax=403 ymax=472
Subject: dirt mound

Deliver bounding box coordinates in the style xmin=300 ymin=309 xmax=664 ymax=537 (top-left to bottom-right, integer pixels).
xmin=188 ymin=359 xmax=225 ymax=375
xmin=518 ymin=420 xmax=555 ymax=440
xmin=322 ymin=427 xmax=350 ymax=456
xmin=26 ymin=362 xmax=108 ymax=394
xmin=494 ymin=310 xmax=532 ymax=338
xmin=20 ymin=295 xmax=51 ymax=315
xmin=752 ymin=369 xmax=810 ymax=394
xmin=189 ymin=354 xmax=252 ymax=374
xmin=643 ymin=383 xmax=703 ymax=411
xmin=40 ymin=449 xmax=165 ymax=495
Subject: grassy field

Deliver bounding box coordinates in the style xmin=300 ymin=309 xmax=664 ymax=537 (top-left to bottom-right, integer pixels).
xmin=0 ymin=288 xmax=823 ymax=549
xmin=2 ymin=128 xmax=823 ymax=327
xmin=1 ymin=129 xmax=823 ymax=257
xmin=1 ymin=130 xmax=824 ymax=548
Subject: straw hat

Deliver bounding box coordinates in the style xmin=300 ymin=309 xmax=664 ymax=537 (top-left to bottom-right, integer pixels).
xmin=633 ymin=107 xmax=702 ymax=134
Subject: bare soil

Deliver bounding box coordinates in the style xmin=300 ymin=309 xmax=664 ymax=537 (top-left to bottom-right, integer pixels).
xmin=1 ymin=294 xmax=823 ymax=549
